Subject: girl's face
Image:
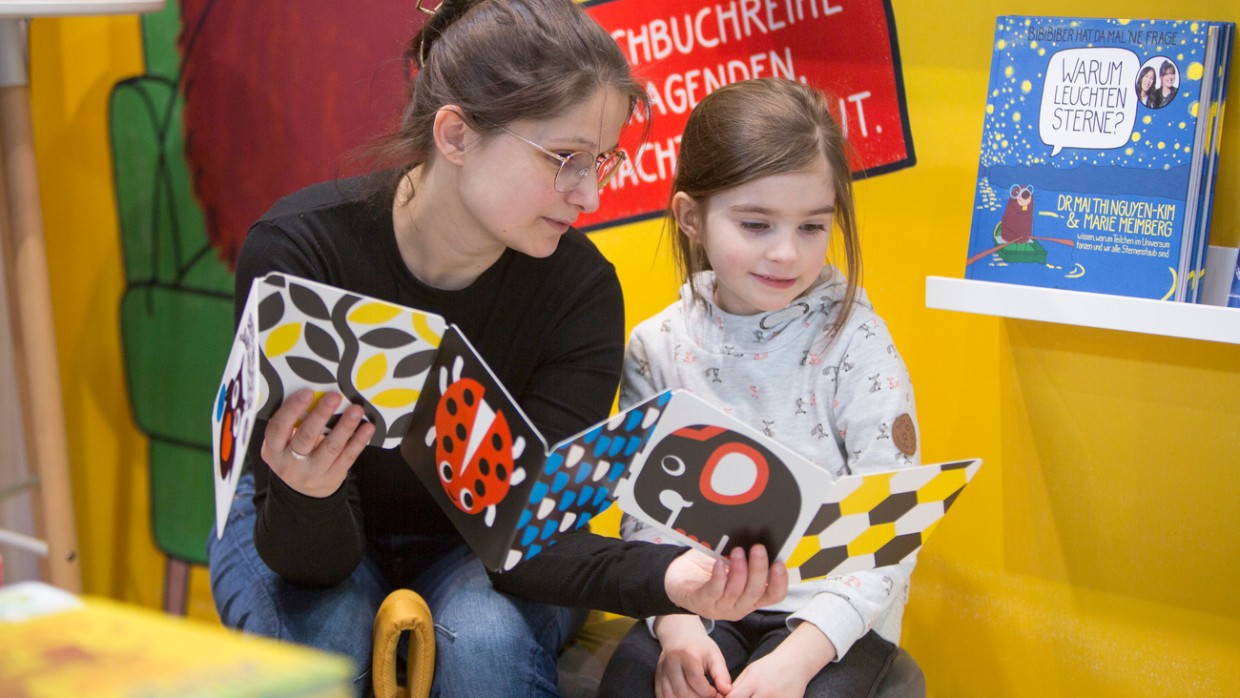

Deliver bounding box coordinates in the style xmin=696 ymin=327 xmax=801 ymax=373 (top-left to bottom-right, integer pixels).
xmin=677 ymin=156 xmax=837 ymax=316
xmin=455 ymin=86 xmax=630 ymax=259
xmin=1141 ymin=71 xmax=1155 ymax=91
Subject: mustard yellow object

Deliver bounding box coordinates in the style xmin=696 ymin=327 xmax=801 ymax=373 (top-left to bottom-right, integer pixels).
xmin=372 ymin=589 xmax=436 ymax=698
xmin=370 ymin=388 xmax=422 ymax=409
xmin=265 ymin=322 xmax=302 ymax=357
xmin=787 ymin=531 xmax=824 ymax=568
xmin=349 ymin=301 xmax=404 ymax=325
xmin=355 ymin=353 xmax=389 ymax=391
xmin=916 ymin=469 xmax=969 ymax=504
xmin=412 ymin=312 xmax=444 ymax=346
xmin=848 ymin=522 xmax=898 ymax=557
xmin=839 ymin=472 xmax=896 ymax=515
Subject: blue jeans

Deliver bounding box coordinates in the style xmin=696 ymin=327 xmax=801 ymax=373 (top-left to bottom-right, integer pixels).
xmin=208 ymin=473 xmax=586 ymax=697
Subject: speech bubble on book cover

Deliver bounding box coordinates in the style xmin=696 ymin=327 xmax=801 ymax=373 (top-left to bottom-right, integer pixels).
xmin=1040 ymin=47 xmax=1141 ymax=155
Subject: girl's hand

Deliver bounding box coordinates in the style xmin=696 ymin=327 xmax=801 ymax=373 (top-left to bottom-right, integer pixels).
xmin=259 ymin=389 xmax=374 ymax=498
xmin=664 ymin=545 xmax=789 ymax=621
xmin=652 ymin=615 xmax=730 ymax=698
xmin=726 ymin=624 xmax=837 ymax=698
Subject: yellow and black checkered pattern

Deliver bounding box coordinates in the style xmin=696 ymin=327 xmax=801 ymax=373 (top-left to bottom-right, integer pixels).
xmin=786 ymin=459 xmax=981 ymax=583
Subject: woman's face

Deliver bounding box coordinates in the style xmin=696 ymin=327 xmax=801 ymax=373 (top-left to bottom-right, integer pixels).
xmin=455 ymin=86 xmax=631 ymax=259
xmin=1140 ymin=70 xmax=1155 ymax=92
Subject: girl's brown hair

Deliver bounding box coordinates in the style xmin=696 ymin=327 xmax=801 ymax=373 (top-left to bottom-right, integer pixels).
xmin=670 ymin=78 xmax=863 ymax=342
xmin=365 ymin=0 xmax=650 ymax=202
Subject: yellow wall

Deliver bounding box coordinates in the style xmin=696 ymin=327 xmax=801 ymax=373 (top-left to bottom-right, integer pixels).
xmin=27 ymin=1 xmax=1240 ymax=695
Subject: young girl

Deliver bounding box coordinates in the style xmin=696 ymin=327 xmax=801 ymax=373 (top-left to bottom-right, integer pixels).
xmin=208 ymin=3 xmax=786 ymax=696
xmin=600 ymin=78 xmax=920 ymax=698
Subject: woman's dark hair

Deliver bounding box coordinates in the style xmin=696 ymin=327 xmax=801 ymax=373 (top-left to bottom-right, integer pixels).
xmin=669 ymin=78 xmax=862 ymax=343
xmin=1136 ymin=66 xmax=1156 ymax=96
xmin=364 ymin=0 xmax=649 ymax=202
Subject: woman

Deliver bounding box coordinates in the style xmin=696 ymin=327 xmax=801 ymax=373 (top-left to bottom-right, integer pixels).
xmin=206 ymin=2 xmax=787 ymax=696
xmin=1136 ymin=66 xmax=1157 ymax=107
xmin=1157 ymin=60 xmax=1178 ymax=108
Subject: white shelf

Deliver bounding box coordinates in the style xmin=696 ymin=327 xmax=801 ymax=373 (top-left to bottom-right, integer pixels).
xmin=0 ymin=1 xmax=164 ymax=17
xmin=926 ymin=276 xmax=1240 ymax=345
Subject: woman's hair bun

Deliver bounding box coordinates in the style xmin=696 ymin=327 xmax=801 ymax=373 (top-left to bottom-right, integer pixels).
xmin=415 ymin=0 xmax=481 ymax=67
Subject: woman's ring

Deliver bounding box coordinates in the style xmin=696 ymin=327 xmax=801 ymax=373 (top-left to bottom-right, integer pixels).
xmin=289 ymin=446 xmax=311 ymax=461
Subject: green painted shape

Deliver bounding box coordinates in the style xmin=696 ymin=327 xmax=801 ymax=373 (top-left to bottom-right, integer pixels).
xmin=149 ymin=440 xmax=213 ymax=565
xmin=998 ymin=240 xmax=1047 ymax=264
xmin=110 ymin=4 xmax=235 ymax=564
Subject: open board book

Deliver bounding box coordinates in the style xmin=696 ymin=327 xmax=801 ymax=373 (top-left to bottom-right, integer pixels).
xmin=213 ymin=273 xmax=981 ymax=583
xmin=964 ymin=16 xmax=1234 ymax=301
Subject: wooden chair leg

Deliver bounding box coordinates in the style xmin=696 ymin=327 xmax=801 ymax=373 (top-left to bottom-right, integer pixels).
xmin=163 ymin=557 xmax=191 ymax=616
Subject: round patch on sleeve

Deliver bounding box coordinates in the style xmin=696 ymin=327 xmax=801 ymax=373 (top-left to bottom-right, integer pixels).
xmin=892 ymin=413 xmax=917 ymax=456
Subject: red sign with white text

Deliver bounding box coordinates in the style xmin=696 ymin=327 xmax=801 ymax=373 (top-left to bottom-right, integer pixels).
xmin=580 ymin=0 xmax=915 ymax=229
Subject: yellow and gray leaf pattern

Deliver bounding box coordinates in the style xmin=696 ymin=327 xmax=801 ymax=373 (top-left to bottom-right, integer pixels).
xmin=255 ymin=273 xmax=446 ymax=448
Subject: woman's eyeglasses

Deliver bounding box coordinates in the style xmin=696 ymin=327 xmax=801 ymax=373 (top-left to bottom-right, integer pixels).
xmin=493 ymin=125 xmax=627 ymax=193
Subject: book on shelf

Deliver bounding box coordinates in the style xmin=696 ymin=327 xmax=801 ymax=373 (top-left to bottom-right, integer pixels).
xmin=1188 ymin=24 xmax=1234 ymax=303
xmin=964 ymin=15 xmax=1234 ymax=301
xmin=212 ymin=273 xmax=982 ymax=582
xmin=1229 ymin=252 xmax=1240 ymax=308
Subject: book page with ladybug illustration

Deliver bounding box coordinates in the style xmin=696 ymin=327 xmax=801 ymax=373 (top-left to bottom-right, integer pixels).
xmin=210 ymin=273 xmax=448 ymax=537
xmin=402 ymin=327 xmax=669 ymax=572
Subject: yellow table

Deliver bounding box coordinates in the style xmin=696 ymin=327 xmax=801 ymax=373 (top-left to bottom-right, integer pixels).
xmin=0 ymin=582 xmax=354 ymax=697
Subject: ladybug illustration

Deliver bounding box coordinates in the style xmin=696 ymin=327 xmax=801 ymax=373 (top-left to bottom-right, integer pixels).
xmin=425 ymin=356 xmax=526 ymax=527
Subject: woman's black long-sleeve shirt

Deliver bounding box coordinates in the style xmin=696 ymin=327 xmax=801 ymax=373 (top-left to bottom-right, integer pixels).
xmin=233 ymin=176 xmax=685 ymax=618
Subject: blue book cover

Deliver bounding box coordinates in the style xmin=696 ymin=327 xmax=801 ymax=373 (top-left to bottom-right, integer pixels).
xmin=965 ymin=16 xmax=1230 ymax=300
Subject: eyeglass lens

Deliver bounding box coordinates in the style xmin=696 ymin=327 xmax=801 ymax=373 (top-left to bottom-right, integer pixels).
xmin=554 ymin=151 xmax=624 ymax=193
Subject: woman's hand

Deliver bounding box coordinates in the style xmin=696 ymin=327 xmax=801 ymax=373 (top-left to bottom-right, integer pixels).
xmin=652 ymin=615 xmax=730 ymax=698
xmin=664 ymin=545 xmax=788 ymax=622
xmin=260 ymin=389 xmax=374 ymax=498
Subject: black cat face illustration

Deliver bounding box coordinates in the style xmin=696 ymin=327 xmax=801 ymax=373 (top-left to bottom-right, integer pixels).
xmin=633 ymin=424 xmax=802 ymax=555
